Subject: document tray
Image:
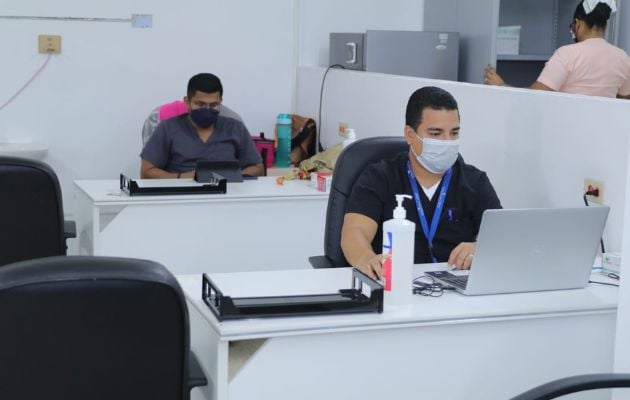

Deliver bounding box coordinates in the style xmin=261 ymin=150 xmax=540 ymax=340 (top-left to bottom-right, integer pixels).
xmin=120 ymin=173 xmax=226 ymax=196
xmin=202 ymin=269 xmax=383 ymax=321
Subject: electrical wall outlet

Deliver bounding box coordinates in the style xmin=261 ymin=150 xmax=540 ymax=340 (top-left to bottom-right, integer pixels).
xmin=338 ymin=121 xmax=348 ymax=137
xmin=584 ymin=178 xmax=604 ymax=204
xmin=38 ymin=35 xmax=61 ymax=54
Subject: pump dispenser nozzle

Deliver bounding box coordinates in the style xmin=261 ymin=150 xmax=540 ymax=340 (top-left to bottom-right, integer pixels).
xmin=393 ymin=194 xmax=412 ymax=219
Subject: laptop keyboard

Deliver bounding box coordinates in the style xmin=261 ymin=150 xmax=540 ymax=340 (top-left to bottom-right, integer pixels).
xmin=439 ymin=275 xmax=469 ymax=289
xmin=425 ymin=271 xmax=470 ymax=290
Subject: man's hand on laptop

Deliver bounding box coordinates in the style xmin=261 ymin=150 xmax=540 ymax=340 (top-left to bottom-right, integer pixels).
xmin=448 ymin=242 xmax=476 ymax=270
xmin=354 ymin=253 xmax=388 ymax=281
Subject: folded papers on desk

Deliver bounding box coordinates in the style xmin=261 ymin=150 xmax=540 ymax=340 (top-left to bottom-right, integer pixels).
xmin=120 ymin=173 xmax=226 ymax=196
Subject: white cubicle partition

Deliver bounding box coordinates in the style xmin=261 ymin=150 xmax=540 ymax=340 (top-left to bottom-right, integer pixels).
xmin=613 ymin=138 xmax=630 ymax=390
xmin=296 ymin=66 xmax=630 ymax=252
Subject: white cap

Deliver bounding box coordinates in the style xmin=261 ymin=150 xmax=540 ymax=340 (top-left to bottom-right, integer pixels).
xmin=583 ymin=0 xmax=616 ymax=13
xmin=393 ymin=194 xmax=412 ymax=219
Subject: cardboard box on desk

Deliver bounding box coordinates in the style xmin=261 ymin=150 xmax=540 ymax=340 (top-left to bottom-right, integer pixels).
xmin=317 ymin=172 xmax=333 ymax=193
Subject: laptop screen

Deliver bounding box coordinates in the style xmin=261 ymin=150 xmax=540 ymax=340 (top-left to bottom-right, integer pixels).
xmin=196 ymin=160 xmax=243 ymax=182
xmin=428 ymin=206 xmax=609 ymax=295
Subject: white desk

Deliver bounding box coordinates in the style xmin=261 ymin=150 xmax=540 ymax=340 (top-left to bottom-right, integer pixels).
xmin=74 ymin=178 xmax=328 ymax=274
xmin=179 ymin=265 xmax=619 ymax=400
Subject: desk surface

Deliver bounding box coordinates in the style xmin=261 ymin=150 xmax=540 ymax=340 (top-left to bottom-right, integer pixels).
xmin=75 ymin=177 xmax=326 ymax=205
xmin=179 ymin=264 xmax=618 ymax=341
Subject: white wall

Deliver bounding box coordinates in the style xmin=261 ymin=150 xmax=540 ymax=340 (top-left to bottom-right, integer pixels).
xmin=297 ymin=0 xmax=425 ymax=66
xmin=0 ymin=0 xmax=296 ymax=214
xmin=297 ymin=66 xmax=630 ymax=251
xmin=1 ymin=0 xmax=432 ymax=217
xmin=613 ymin=138 xmax=630 ymax=394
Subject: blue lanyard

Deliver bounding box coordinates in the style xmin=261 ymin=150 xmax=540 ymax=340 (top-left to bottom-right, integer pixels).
xmin=406 ymin=161 xmax=453 ymax=263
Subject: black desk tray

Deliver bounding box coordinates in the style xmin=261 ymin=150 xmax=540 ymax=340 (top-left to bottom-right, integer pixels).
xmin=120 ymin=173 xmax=226 ymax=196
xmin=202 ymin=269 xmax=383 ymax=321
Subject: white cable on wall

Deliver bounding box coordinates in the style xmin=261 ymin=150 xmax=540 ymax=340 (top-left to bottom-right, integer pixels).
xmin=0 ymin=53 xmax=52 ymax=112
xmin=0 ymin=15 xmax=130 ymax=23
xmin=0 ymin=15 xmax=152 ymax=28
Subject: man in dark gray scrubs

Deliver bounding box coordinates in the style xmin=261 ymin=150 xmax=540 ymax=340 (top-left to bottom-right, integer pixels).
xmin=140 ymin=73 xmax=264 ymax=178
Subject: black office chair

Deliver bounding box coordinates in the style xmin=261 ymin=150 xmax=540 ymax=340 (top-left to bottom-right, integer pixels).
xmin=0 ymin=256 xmax=207 ymax=400
xmin=0 ymin=156 xmax=76 ymax=267
xmin=510 ymin=374 xmax=630 ymax=399
xmin=309 ymin=136 xmax=409 ymax=268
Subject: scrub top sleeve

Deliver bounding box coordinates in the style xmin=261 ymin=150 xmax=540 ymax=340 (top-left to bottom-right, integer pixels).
xmin=140 ymin=123 xmax=170 ymax=169
xmin=345 ymin=166 xmax=388 ymax=226
xmin=537 ymin=48 xmax=571 ymax=91
xmin=236 ymin=124 xmax=263 ymax=168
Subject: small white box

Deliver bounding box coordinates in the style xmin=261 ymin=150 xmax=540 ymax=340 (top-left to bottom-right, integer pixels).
xmin=316 ymin=172 xmax=333 ymax=193
xmin=602 ymin=251 xmax=621 ymax=274
xmin=496 ymin=25 xmax=521 ymax=55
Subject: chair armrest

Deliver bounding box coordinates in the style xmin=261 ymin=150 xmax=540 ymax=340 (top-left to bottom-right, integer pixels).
xmin=510 ymin=373 xmax=630 ymax=400
xmin=309 ymin=255 xmax=342 ymax=269
xmin=187 ymin=351 xmax=207 ymax=391
xmin=64 ymin=220 xmax=77 ymax=240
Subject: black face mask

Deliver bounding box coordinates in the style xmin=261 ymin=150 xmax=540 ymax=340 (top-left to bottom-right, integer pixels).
xmin=190 ymin=108 xmax=219 ymax=129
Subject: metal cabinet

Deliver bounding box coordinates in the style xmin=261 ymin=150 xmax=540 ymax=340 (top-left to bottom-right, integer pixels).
xmin=424 ymin=0 xmax=622 ymax=85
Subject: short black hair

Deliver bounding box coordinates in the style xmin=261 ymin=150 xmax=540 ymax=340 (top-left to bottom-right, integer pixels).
xmin=405 ymin=86 xmax=459 ymax=130
xmin=187 ymin=73 xmax=223 ymax=99
xmin=574 ymin=1 xmax=612 ymax=29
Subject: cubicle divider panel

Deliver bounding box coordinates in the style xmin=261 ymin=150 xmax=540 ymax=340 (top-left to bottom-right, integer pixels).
xmin=296 ymin=66 xmax=630 ymax=252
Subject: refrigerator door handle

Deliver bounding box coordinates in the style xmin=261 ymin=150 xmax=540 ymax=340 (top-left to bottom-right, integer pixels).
xmin=345 ymin=42 xmax=357 ymax=64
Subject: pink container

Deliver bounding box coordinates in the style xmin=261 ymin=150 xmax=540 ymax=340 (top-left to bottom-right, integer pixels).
xmin=252 ymin=132 xmax=275 ymax=168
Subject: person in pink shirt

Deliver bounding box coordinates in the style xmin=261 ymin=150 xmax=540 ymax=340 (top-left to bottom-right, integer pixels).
xmin=484 ymin=0 xmax=630 ymax=99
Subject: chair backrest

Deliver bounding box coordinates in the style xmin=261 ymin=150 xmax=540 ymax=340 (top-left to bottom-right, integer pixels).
xmin=141 ymin=100 xmax=243 ymax=146
xmin=0 ymin=256 xmax=191 ymax=400
xmin=510 ymin=373 xmax=630 ymax=400
xmin=323 ymin=136 xmax=409 ymax=267
xmin=0 ymin=156 xmax=66 ymax=267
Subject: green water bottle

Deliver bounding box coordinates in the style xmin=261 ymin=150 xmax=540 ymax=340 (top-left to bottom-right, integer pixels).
xmin=276 ymin=114 xmax=292 ymax=167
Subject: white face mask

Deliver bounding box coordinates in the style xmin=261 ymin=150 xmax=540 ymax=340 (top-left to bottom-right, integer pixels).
xmin=411 ymin=135 xmax=460 ymax=174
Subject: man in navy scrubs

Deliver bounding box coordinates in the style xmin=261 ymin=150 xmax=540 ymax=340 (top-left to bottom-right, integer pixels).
xmin=341 ymin=86 xmax=502 ymax=279
xmin=141 ymin=73 xmax=263 ymax=179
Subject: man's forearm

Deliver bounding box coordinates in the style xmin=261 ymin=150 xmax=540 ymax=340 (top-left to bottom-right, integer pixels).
xmin=341 ymin=228 xmax=378 ymax=267
xmin=242 ymin=163 xmax=264 ymax=176
xmin=141 ymin=167 xmax=178 ymax=179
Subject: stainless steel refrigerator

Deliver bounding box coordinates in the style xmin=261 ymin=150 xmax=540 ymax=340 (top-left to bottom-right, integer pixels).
xmin=329 ymin=30 xmax=459 ymax=81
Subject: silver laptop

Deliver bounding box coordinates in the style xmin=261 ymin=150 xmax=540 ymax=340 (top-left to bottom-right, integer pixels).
xmin=426 ymin=207 xmax=610 ymax=295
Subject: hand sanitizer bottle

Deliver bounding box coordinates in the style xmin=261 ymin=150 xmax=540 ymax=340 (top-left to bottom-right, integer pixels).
xmin=381 ymin=194 xmax=415 ymax=307
xmin=343 ymin=128 xmax=357 ymax=148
